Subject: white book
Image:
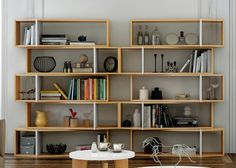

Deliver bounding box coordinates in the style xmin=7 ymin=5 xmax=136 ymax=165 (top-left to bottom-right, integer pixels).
xmin=23 ymin=27 xmax=28 ymax=45
xmin=193 ymin=50 xmax=198 ymax=72
xmin=196 ymin=57 xmax=201 ymax=72
xmin=152 ymin=105 xmax=156 ymax=128
xmin=203 ymin=51 xmax=208 ymax=72
xmin=207 ymin=50 xmax=211 ymax=72
xmin=30 ymin=24 xmax=35 ymax=45
xmin=200 ymin=52 xmax=204 ymax=73
xmin=180 ymin=59 xmax=190 ymax=72
xmin=189 ymin=53 xmax=193 ymax=72
xmin=147 ymin=106 xmax=151 ymax=128
xmin=26 ymin=28 xmax=31 ymax=45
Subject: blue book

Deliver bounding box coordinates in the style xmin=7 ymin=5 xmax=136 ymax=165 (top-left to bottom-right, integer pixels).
xmin=68 ymin=80 xmax=72 ymax=100
xmin=74 ymin=79 xmax=77 ymax=100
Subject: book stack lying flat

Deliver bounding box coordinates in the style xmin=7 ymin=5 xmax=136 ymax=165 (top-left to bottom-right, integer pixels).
xmin=173 ymin=116 xmax=198 ymax=127
xmin=40 ymin=90 xmax=61 ymax=100
xmin=41 ymin=34 xmax=68 ymax=45
xmin=75 ymin=144 xmax=92 ymax=151
xmin=69 ymin=41 xmax=95 ymax=45
xmin=68 ymin=78 xmax=107 ymax=100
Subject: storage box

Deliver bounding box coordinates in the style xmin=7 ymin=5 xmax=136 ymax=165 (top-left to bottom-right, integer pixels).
xmin=20 ymin=145 xmax=35 ymax=154
xmin=20 ymin=136 xmax=35 ymax=146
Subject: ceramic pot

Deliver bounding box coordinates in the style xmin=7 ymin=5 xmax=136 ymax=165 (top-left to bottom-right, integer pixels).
xmin=35 ymin=111 xmax=48 ymax=127
xmin=70 ymin=118 xmax=78 ymax=127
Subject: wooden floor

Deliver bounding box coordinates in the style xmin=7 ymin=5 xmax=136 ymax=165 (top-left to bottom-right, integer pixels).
xmin=3 ymin=154 xmax=236 ymax=168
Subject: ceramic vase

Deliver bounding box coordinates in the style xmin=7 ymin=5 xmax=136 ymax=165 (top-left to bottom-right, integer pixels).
xmin=35 ymin=111 xmax=48 ymax=127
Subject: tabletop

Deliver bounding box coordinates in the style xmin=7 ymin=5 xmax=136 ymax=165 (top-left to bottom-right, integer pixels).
xmin=69 ymin=150 xmax=135 ymax=161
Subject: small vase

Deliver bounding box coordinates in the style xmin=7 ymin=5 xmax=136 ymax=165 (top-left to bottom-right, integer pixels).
xmin=133 ymin=109 xmax=141 ymax=127
xmin=35 ymin=111 xmax=48 ymax=127
xmin=70 ymin=118 xmax=78 ymax=127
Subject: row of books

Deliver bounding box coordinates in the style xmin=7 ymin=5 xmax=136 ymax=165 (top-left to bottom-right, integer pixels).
xmin=23 ymin=24 xmax=36 ymax=45
xmin=179 ymin=50 xmax=211 ymax=73
xmin=40 ymin=90 xmax=61 ymax=100
xmin=68 ymin=78 xmax=107 ymax=100
xmin=143 ymin=105 xmax=174 ymax=128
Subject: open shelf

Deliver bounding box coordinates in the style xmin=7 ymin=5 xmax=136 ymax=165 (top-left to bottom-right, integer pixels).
xmin=135 ymin=152 xmax=224 ymax=157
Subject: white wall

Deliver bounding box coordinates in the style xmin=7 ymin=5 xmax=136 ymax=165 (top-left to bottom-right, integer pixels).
xmin=3 ymin=0 xmax=234 ymax=153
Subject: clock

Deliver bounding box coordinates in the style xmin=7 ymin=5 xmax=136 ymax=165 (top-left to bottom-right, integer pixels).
xmin=104 ymin=56 xmax=118 ymax=72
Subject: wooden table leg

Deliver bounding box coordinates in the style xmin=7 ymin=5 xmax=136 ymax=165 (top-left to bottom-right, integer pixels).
xmin=72 ymin=159 xmax=88 ymax=168
xmin=114 ymin=159 xmax=128 ymax=168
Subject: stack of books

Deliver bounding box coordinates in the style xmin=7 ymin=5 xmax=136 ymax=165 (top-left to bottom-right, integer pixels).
xmin=68 ymin=78 xmax=107 ymax=100
xmin=41 ymin=34 xmax=68 ymax=45
xmin=23 ymin=24 xmax=36 ymax=45
xmin=72 ymin=63 xmax=93 ymax=73
xmin=143 ymin=105 xmax=174 ymax=128
xmin=40 ymin=90 xmax=61 ymax=100
xmin=75 ymin=144 xmax=91 ymax=151
xmin=173 ymin=116 xmax=198 ymax=127
xmin=69 ymin=41 xmax=95 ymax=45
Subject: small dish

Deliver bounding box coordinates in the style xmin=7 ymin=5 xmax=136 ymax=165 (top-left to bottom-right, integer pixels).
xmin=111 ymin=149 xmax=123 ymax=153
xmin=166 ymin=33 xmax=179 ymax=45
xmin=185 ymin=33 xmax=198 ymax=45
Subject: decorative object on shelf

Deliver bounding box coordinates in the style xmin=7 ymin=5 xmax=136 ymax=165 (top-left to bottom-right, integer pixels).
xmin=178 ymin=31 xmax=186 ymax=45
xmin=79 ymin=54 xmax=89 ymax=68
xmin=33 ymin=56 xmax=56 ymax=72
xmin=137 ymin=25 xmax=143 ymax=45
xmin=63 ymin=61 xmax=68 ymax=72
xmin=154 ymin=53 xmax=157 ymax=73
xmin=144 ymin=25 xmax=150 ymax=45
xmin=161 ymin=54 xmax=164 ymax=72
xmin=143 ymin=137 xmax=162 ymax=154
xmin=67 ymin=61 xmax=72 ymax=73
xmin=184 ymin=106 xmax=192 ymax=117
xmin=19 ymin=88 xmax=35 ymax=100
xmin=63 ymin=116 xmax=70 ymax=127
xmin=151 ymin=26 xmax=161 ymax=45
xmin=104 ymin=56 xmax=118 ymax=72
xmin=175 ymin=93 xmax=191 ymax=100
xmin=69 ymin=108 xmax=78 ymax=127
xmin=185 ymin=33 xmax=198 ymax=45
xmin=210 ymin=77 xmax=220 ymax=100
xmin=82 ymin=110 xmax=92 ymax=127
xmin=143 ymin=137 xmax=196 ymax=166
xmin=151 ymin=87 xmax=163 ymax=100
xmin=122 ymin=114 xmax=132 ymax=127
xmin=35 ymin=111 xmax=48 ymax=127
xmin=91 ymin=142 xmax=98 ymax=153
xmin=166 ymin=61 xmax=178 ymax=72
xmin=166 ymin=33 xmax=178 ymax=45
xmin=133 ymin=108 xmax=141 ymax=127
xmin=139 ymin=86 xmax=149 ymax=100
xmin=75 ymin=144 xmax=92 ymax=151
xmin=46 ymin=143 xmax=67 ymax=154
xmin=78 ymin=35 xmax=87 ymax=42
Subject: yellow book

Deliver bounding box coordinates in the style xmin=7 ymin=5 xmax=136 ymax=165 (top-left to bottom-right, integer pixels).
xmin=53 ymin=83 xmax=68 ymax=100
xmin=40 ymin=90 xmax=59 ymax=93
xmin=94 ymin=79 xmax=97 ymax=100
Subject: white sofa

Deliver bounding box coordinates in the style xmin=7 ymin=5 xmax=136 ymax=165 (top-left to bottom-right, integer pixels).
xmin=0 ymin=120 xmax=5 ymax=168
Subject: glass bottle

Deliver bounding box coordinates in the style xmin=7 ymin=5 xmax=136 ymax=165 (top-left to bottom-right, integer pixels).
xmin=178 ymin=31 xmax=186 ymax=45
xmin=137 ymin=25 xmax=143 ymax=45
xmin=151 ymin=26 xmax=161 ymax=45
xmin=166 ymin=61 xmax=170 ymax=72
xmin=144 ymin=25 xmax=150 ymax=45
xmin=173 ymin=61 xmax=178 ymax=72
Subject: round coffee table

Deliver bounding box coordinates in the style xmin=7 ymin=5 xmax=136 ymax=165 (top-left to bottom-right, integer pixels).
xmin=69 ymin=150 xmax=135 ymax=168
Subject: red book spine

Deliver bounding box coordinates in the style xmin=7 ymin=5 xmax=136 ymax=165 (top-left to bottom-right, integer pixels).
xmin=92 ymin=79 xmax=94 ymax=100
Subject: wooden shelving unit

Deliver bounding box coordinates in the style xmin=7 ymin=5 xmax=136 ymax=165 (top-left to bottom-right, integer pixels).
xmin=14 ymin=18 xmax=224 ymax=158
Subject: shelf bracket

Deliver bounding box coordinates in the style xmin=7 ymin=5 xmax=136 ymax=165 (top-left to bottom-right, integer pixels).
xmin=141 ymin=102 xmax=144 ymax=129
xmin=93 ymin=47 xmax=97 ymax=73
xmin=199 ymin=19 xmax=203 ymax=46
xmin=141 ymin=47 xmax=144 ymax=74
xmin=199 ymin=129 xmax=202 ymax=157
xmin=199 ymin=75 xmax=202 ymax=102
xmin=93 ymin=102 xmax=97 ymax=130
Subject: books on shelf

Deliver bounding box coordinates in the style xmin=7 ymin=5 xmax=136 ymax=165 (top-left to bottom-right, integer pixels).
xmin=40 ymin=90 xmax=61 ymax=100
xmin=173 ymin=116 xmax=198 ymax=127
xmin=143 ymin=105 xmax=174 ymax=128
xmin=53 ymin=83 xmax=68 ymax=100
xmin=186 ymin=49 xmax=211 ymax=73
xmin=72 ymin=68 xmax=93 ymax=73
xmin=23 ymin=24 xmax=36 ymax=45
xmin=41 ymin=34 xmax=68 ymax=45
xmin=69 ymin=41 xmax=96 ymax=45
xmin=75 ymin=144 xmax=91 ymax=151
xmin=68 ymin=77 xmax=107 ymax=100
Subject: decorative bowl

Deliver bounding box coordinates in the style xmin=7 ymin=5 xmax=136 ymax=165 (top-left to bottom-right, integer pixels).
xmin=46 ymin=143 xmax=67 ymax=154
xmin=33 ymin=56 xmax=56 ymax=72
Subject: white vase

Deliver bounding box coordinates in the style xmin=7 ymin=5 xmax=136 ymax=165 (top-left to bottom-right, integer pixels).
xmin=133 ymin=108 xmax=141 ymax=127
xmin=139 ymin=86 xmax=149 ymax=100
